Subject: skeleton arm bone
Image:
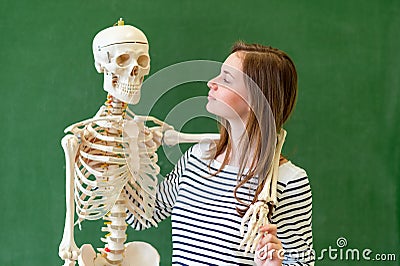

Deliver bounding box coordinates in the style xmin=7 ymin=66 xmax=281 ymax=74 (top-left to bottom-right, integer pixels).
xmin=59 ymin=135 xmax=80 ymax=266
xmin=163 ymin=130 xmax=220 ymax=146
xmin=261 ymin=129 xmax=287 ymax=205
xmin=140 ymin=115 xmax=220 ymax=146
xmin=126 ymin=109 xmax=220 ymax=146
xmin=239 ymin=129 xmax=287 ymax=254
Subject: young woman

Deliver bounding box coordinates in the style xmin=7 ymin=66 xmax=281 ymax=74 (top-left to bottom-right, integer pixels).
xmin=127 ymin=42 xmax=314 ymax=265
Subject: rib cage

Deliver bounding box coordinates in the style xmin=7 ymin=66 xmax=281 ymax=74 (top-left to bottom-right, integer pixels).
xmin=73 ymin=112 xmax=159 ymax=226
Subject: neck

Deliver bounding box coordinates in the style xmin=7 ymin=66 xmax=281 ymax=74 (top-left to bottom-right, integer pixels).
xmin=229 ymin=119 xmax=246 ymax=148
xmin=225 ymin=118 xmax=249 ymax=166
xmin=105 ymin=94 xmax=127 ymax=116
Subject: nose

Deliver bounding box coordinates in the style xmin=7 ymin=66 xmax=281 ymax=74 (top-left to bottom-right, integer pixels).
xmin=207 ymin=78 xmax=218 ymax=90
xmin=131 ymin=66 xmax=139 ymax=76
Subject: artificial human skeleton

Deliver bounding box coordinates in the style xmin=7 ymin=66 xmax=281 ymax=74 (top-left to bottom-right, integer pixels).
xmin=58 ymin=19 xmax=219 ymax=266
xmin=58 ymin=18 xmax=287 ymax=266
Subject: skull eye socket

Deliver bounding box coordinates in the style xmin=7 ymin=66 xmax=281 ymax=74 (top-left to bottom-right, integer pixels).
xmin=116 ymin=54 xmax=131 ymax=67
xmin=137 ymin=55 xmax=149 ymax=68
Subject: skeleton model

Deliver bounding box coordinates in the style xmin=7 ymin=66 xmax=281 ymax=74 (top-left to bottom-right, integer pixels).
xmin=58 ymin=18 xmax=286 ymax=266
xmin=58 ymin=19 xmax=219 ymax=266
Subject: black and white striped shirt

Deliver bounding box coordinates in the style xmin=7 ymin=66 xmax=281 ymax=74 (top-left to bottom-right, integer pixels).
xmin=127 ymin=144 xmax=314 ymax=265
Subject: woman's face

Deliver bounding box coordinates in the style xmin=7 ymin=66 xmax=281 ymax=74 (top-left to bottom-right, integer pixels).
xmin=206 ymin=52 xmax=250 ymax=121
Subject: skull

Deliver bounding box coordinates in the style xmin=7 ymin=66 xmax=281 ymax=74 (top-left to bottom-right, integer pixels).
xmin=92 ymin=24 xmax=150 ymax=104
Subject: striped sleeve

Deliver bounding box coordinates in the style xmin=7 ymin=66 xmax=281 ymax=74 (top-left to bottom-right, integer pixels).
xmin=272 ymin=174 xmax=315 ymax=266
xmin=125 ymin=146 xmax=192 ymax=230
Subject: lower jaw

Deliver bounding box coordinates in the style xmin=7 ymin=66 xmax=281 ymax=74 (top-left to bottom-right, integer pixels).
xmin=111 ymin=90 xmax=140 ymax=104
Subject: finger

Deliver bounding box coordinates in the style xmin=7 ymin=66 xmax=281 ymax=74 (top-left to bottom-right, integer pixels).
xmin=259 ymin=224 xmax=277 ymax=234
xmin=250 ymin=232 xmax=263 ymax=253
xmin=256 ymin=243 xmax=282 ymax=260
xmin=258 ymin=233 xmax=281 ymax=248
xmin=259 ymin=223 xmax=277 ymax=236
xmin=240 ymin=204 xmax=255 ymax=237
xmin=255 ymin=245 xmax=269 ymax=261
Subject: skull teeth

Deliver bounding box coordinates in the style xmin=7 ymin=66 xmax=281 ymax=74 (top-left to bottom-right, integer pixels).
xmin=116 ymin=82 xmax=138 ymax=95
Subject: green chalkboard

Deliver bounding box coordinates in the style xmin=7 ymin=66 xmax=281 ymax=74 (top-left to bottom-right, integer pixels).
xmin=0 ymin=1 xmax=399 ymax=265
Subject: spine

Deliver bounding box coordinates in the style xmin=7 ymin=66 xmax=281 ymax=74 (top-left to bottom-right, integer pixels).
xmin=99 ymin=194 xmax=127 ymax=264
xmin=99 ymin=94 xmax=129 ymax=264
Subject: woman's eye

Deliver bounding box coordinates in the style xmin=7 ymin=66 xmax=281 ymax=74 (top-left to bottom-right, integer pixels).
xmin=223 ymin=78 xmax=230 ymax=83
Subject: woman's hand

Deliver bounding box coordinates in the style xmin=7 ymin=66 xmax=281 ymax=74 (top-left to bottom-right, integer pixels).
xmin=254 ymin=224 xmax=283 ymax=266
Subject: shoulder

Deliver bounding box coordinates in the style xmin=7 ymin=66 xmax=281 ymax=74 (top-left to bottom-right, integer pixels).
xmin=174 ymin=142 xmax=212 ymax=168
xmin=278 ymin=160 xmax=309 ymax=187
xmin=273 ymin=161 xmax=312 ymax=216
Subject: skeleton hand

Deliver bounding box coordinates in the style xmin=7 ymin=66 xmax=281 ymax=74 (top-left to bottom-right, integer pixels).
xmin=239 ymin=200 xmax=271 ymax=253
xmin=145 ymin=125 xmax=174 ymax=149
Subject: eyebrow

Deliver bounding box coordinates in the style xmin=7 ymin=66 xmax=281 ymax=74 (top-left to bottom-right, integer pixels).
xmin=223 ymin=70 xmax=235 ymax=79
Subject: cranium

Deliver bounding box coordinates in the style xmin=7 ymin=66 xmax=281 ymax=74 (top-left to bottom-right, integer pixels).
xmin=92 ymin=23 xmax=150 ymax=104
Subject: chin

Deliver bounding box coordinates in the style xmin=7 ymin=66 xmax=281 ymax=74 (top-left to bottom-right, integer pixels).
xmin=206 ymin=102 xmax=217 ymax=116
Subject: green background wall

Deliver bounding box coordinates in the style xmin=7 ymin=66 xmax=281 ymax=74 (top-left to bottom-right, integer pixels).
xmin=0 ymin=0 xmax=399 ymax=265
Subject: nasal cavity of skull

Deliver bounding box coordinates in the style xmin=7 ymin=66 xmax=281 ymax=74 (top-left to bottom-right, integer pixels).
xmin=131 ymin=66 xmax=138 ymax=76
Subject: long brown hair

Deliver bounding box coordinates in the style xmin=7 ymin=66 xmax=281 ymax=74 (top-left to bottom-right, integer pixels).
xmin=211 ymin=41 xmax=298 ymax=217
